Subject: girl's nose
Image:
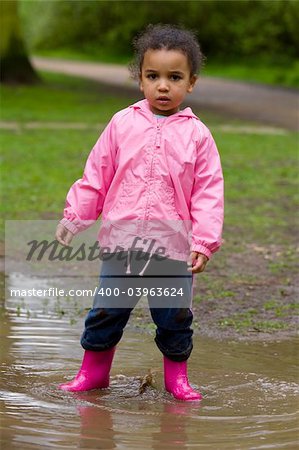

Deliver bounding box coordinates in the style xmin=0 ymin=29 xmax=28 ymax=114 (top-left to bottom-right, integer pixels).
xmin=158 ymin=80 xmax=169 ymax=91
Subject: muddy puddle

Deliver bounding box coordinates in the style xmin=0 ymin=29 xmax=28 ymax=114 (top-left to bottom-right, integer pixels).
xmin=1 ymin=272 xmax=299 ymax=449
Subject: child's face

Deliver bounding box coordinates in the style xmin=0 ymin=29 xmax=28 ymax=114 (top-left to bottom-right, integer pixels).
xmin=139 ymin=49 xmax=197 ymax=116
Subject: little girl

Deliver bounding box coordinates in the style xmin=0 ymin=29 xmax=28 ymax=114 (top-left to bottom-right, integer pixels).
xmin=56 ymin=24 xmax=224 ymax=401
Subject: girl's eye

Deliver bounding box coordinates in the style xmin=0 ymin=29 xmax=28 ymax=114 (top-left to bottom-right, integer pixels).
xmin=147 ymin=74 xmax=157 ymax=80
xmin=170 ymin=75 xmax=182 ymax=81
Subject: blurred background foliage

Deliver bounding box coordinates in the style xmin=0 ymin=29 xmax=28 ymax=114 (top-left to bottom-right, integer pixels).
xmin=19 ymin=0 xmax=299 ymax=64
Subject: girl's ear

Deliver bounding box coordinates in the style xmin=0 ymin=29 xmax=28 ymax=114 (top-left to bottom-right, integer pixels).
xmin=139 ymin=74 xmax=144 ymax=92
xmin=187 ymin=75 xmax=198 ymax=93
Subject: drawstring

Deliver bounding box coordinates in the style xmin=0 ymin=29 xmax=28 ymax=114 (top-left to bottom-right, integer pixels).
xmin=138 ymin=251 xmax=154 ymax=276
xmin=126 ymin=250 xmax=131 ymax=275
xmin=125 ymin=249 xmax=154 ymax=276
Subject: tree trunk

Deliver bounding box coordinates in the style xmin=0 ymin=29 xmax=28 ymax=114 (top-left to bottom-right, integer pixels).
xmin=0 ymin=0 xmax=39 ymax=84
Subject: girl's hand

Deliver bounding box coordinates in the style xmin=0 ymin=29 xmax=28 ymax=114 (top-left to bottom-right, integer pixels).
xmin=187 ymin=252 xmax=208 ymax=274
xmin=55 ymin=223 xmax=74 ymax=246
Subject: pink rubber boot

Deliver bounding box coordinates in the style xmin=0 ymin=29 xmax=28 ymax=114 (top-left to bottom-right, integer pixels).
xmin=59 ymin=347 xmax=116 ymax=392
xmin=164 ymin=356 xmax=202 ymax=401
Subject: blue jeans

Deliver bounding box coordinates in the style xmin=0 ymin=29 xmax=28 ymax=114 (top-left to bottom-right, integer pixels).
xmin=81 ymin=251 xmax=194 ymax=362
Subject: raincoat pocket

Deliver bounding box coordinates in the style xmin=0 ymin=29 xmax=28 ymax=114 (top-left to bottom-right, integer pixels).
xmin=151 ymin=182 xmax=181 ymax=221
xmin=109 ymin=181 xmax=142 ymax=215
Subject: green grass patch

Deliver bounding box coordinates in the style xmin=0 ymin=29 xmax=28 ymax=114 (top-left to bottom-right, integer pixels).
xmin=263 ymin=300 xmax=299 ymax=317
xmin=202 ymin=59 xmax=299 ymax=89
xmin=267 ymin=247 xmax=299 ymax=274
xmin=213 ymin=131 xmax=299 ymax=243
xmin=219 ymin=312 xmax=289 ymax=332
xmin=1 ymin=128 xmax=98 ymax=218
xmin=34 ymin=47 xmax=131 ymax=66
xmin=1 ymin=71 xmax=136 ymax=123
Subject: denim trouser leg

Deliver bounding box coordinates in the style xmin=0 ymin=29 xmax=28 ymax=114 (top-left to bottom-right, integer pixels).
xmin=81 ymin=307 xmax=133 ymax=351
xmin=81 ymin=252 xmax=141 ymax=351
xmin=149 ymin=307 xmax=193 ymax=362
xmin=146 ymin=256 xmax=194 ymax=362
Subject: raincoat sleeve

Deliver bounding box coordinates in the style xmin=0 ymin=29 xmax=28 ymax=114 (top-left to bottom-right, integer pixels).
xmin=59 ymin=118 xmax=117 ymax=235
xmin=190 ymin=129 xmax=224 ymax=259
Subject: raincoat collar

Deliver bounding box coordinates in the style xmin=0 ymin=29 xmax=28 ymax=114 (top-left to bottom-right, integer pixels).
xmin=130 ymin=98 xmax=199 ymax=120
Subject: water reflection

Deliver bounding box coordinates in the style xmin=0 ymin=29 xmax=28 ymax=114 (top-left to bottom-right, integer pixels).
xmin=1 ymin=272 xmax=299 ymax=449
xmin=74 ymin=394 xmax=195 ymax=450
xmin=77 ymin=401 xmax=116 ymax=449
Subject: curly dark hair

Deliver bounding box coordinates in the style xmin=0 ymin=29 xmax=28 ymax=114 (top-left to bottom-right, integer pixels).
xmin=129 ymin=23 xmax=205 ymax=80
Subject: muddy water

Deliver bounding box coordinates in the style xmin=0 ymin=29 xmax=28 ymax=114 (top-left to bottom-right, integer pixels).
xmin=1 ymin=273 xmax=299 ymax=449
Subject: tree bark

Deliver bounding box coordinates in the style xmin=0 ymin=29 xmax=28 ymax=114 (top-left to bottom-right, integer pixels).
xmin=0 ymin=0 xmax=39 ymax=84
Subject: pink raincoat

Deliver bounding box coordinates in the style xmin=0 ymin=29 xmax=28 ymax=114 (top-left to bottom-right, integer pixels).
xmin=60 ymin=99 xmax=224 ymax=262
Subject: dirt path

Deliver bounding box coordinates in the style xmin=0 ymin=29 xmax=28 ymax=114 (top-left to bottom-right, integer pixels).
xmin=32 ymin=56 xmax=299 ymax=131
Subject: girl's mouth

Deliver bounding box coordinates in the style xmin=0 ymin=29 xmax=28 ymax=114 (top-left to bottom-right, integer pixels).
xmin=157 ymin=97 xmax=171 ymax=105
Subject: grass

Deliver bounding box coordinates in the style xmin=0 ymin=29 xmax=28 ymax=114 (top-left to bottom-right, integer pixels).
xmin=202 ymin=59 xmax=299 ymax=89
xmin=219 ymin=315 xmax=289 ymax=332
xmin=215 ymin=131 xmax=299 ymax=243
xmin=1 ymin=71 xmax=137 ymax=123
xmin=0 ymin=72 xmax=136 ymax=224
xmin=218 ymin=307 xmax=294 ymax=332
xmin=263 ymin=300 xmax=299 ymax=318
xmin=34 ymin=47 xmax=131 ymax=66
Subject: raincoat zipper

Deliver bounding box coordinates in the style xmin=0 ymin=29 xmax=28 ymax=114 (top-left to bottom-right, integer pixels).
xmin=144 ymin=120 xmax=163 ymax=221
